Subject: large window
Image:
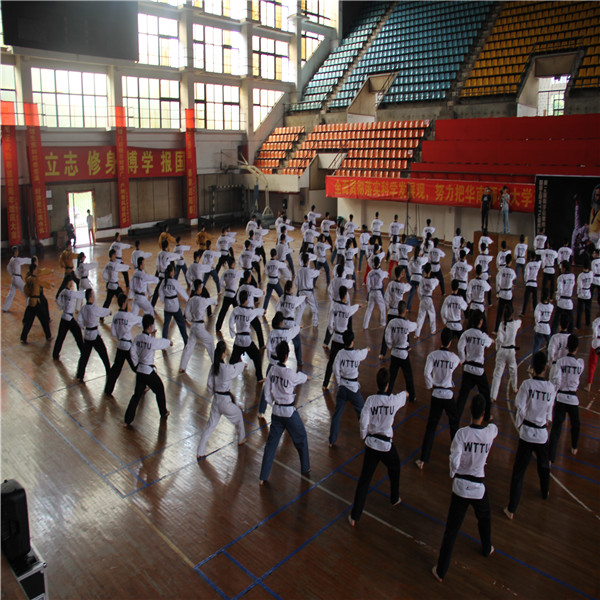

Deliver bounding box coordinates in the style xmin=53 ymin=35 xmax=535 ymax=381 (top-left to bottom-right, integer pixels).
xmin=1 ymin=64 xmax=22 ymax=125
xmin=301 ymin=31 xmax=324 ymax=65
xmin=122 ymin=76 xmax=180 ymax=129
xmin=31 ymin=68 xmax=108 ymax=128
xmin=300 ymin=0 xmax=336 ymax=26
xmin=204 ymin=0 xmax=246 ymax=18
xmin=193 ymin=25 xmax=243 ymax=75
xmin=252 ymin=36 xmax=292 ymax=81
xmin=253 ymin=88 xmax=283 ymax=129
xmin=194 ymin=83 xmax=241 ymax=130
xmin=138 ymin=13 xmax=179 ymax=67
xmin=251 ymin=0 xmax=294 ymax=31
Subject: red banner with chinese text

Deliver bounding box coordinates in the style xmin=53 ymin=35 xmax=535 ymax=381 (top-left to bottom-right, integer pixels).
xmin=325 ymin=176 xmax=535 ymax=213
xmin=1 ymin=101 xmax=22 ymax=246
xmin=24 ymin=103 xmax=51 ymax=239
xmin=185 ymin=109 xmax=198 ymax=219
xmin=115 ymin=107 xmax=131 ymax=228
xmin=42 ymin=145 xmax=186 ymax=183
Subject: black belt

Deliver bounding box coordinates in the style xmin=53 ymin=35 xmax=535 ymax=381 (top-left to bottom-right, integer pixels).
xmin=367 ymin=433 xmax=391 ymax=443
xmin=193 ymin=320 xmax=204 ymax=323
xmin=500 ymin=288 xmax=511 ymax=292
xmin=455 ymin=473 xmax=484 ymax=484
xmin=63 ymin=312 xmax=73 ymax=318
xmin=225 ymin=289 xmax=236 ymax=294
xmin=284 ymin=316 xmax=295 ymax=321
xmin=394 ymin=346 xmax=409 ymax=352
xmin=465 ymin=361 xmax=484 ymax=369
xmin=447 ymin=320 xmax=460 ymax=324
xmin=523 ymin=419 xmax=545 ymax=429
xmin=64 ymin=266 xmax=73 ymax=271
xmin=501 ymin=345 xmax=517 ymax=350
xmin=30 ymin=295 xmax=40 ymax=299
xmin=236 ymin=331 xmax=251 ymax=335
xmin=558 ymin=390 xmax=578 ymax=396
xmin=135 ymin=292 xmax=145 ymax=295
xmin=526 ymin=280 xmax=536 ymax=285
xmin=559 ymin=296 xmax=571 ymax=300
xmin=421 ymin=294 xmax=432 ymax=298
xmin=215 ymin=390 xmax=233 ymax=398
xmin=275 ymin=401 xmax=294 ymax=407
xmin=434 ymin=386 xmax=452 ymax=391
xmin=165 ymin=295 xmax=177 ymax=299
xmin=430 ymin=262 xmax=439 ymax=266
xmin=14 ymin=274 xmax=22 ymax=278
xmin=540 ymin=319 xmax=550 ymax=324
xmin=81 ymin=276 xmax=88 ymax=280
xmin=86 ymin=326 xmax=98 ymax=331
xmin=299 ymin=289 xmax=314 ymax=293
xmin=371 ymin=288 xmax=383 ymax=292
xmin=342 ymin=376 xmax=358 ymax=382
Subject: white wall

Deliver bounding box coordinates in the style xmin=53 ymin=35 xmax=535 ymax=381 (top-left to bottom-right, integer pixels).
xmin=337 ymin=198 xmax=535 ymax=244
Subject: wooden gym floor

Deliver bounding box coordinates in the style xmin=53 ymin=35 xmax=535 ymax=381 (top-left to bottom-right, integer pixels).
xmin=1 ymin=226 xmax=598 ymax=599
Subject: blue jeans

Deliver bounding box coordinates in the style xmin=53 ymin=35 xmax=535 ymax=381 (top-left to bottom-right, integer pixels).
xmin=202 ymin=269 xmax=220 ymax=292
xmin=329 ymin=386 xmax=364 ymax=445
xmin=263 ymin=282 xmax=283 ymax=310
xmin=531 ymin=332 xmax=550 ymax=364
xmin=163 ymin=309 xmax=188 ymax=345
xmin=316 ymin=260 xmax=330 ymax=284
xmin=259 ymin=412 xmax=310 ymax=481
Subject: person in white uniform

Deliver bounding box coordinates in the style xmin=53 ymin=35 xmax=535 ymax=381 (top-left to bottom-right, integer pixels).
xmin=76 ymin=288 xmax=111 ymax=383
xmin=456 ymin=310 xmax=493 ymax=421
xmin=295 ymin=253 xmax=320 ymax=327
xmin=86 ymin=209 xmax=95 ymax=245
xmin=429 ymin=238 xmax=445 ymax=295
xmin=229 ymin=289 xmax=264 ymax=381
xmin=576 ymin=257 xmax=593 ymax=328
xmin=380 ymin=266 xmax=411 ymax=357
xmin=196 ymin=340 xmax=247 ymax=459
xmin=432 ymin=394 xmax=497 ymax=583
xmin=371 ymin=212 xmax=384 ymax=246
xmin=504 ymin=351 xmax=556 ymax=520
xmin=52 ymin=281 xmax=85 ymax=360
xmin=159 ymin=264 xmax=189 ymax=345
xmin=514 ymin=234 xmax=528 ymax=284
xmin=130 ymin=256 xmax=159 ymax=317
xmin=104 ymin=293 xmax=143 ymax=396
xmin=179 ymin=279 xmax=217 ymax=373
xmin=3 ymin=246 xmax=31 ymax=312
xmin=275 ymin=281 xmax=305 ymax=366
xmin=124 ymin=314 xmax=173 ymax=426
xmin=173 ymin=236 xmax=191 ymax=282
xmin=552 ymin=260 xmax=575 ymax=333
xmin=520 ymin=250 xmax=542 ymax=316
xmin=416 ymin=328 xmax=461 ymax=470
xmin=384 ymin=301 xmax=417 ymax=400
xmin=450 ymin=250 xmax=472 ymax=301
xmin=466 ymin=264 xmax=491 ymax=333
xmin=549 ymin=334 xmax=583 ymax=461
xmin=263 ymin=248 xmax=291 ymax=310
xmin=109 ymin=232 xmax=131 ymax=289
xmin=259 ymin=341 xmax=310 ymax=484
xmin=151 ymin=240 xmax=179 ymax=307
xmin=348 ymin=368 xmax=406 ymax=526
xmin=329 ymin=330 xmax=369 ymax=447
xmin=493 ymin=253 xmax=516 ymax=334
xmin=490 ymin=304 xmax=521 ymax=403
xmin=441 ymin=281 xmax=468 ymax=342
xmin=363 ymin=256 xmax=388 ymax=328
xmin=415 ymin=263 xmax=439 ymax=338
xmin=102 ymin=248 xmax=130 ymax=310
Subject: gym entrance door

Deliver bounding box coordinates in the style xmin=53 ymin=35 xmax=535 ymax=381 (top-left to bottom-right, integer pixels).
xmin=68 ymin=191 xmax=94 ymax=246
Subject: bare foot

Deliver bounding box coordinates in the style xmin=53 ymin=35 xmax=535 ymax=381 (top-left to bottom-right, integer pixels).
xmin=571 ymin=447 xmax=578 ymax=455
xmin=503 ymin=507 xmax=514 ymax=520
xmin=162 ymin=411 xmax=170 ymax=419
xmin=328 ymin=443 xmax=334 ymax=448
xmin=179 ymin=368 xmax=185 ymax=374
xmin=259 ymin=479 xmax=266 ymax=486
xmin=378 ymin=354 xmax=384 ymax=360
xmin=347 ymin=514 xmax=356 ymax=527
xmin=584 ymin=383 xmax=591 ymax=392
xmin=486 ymin=545 xmax=495 ymax=557
xmin=393 ymin=497 xmax=402 ymax=507
xmin=415 ymin=459 xmax=424 ymax=470
xmin=257 ymin=413 xmax=265 ymax=420
xmin=196 ymin=455 xmax=205 ymax=461
xmin=238 ymin=438 xmax=246 ymax=446
xmin=431 ymin=566 xmax=443 ymax=582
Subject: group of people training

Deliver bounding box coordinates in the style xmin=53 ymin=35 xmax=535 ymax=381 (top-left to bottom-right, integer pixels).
xmin=4 ymin=206 xmax=598 ymax=582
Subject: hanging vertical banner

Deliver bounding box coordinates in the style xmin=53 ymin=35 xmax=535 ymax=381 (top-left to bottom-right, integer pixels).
xmin=24 ymin=103 xmax=51 ymax=240
xmin=115 ymin=106 xmax=131 ymax=228
xmin=185 ymin=108 xmax=198 ymax=220
xmin=1 ymin=101 xmax=22 ymax=246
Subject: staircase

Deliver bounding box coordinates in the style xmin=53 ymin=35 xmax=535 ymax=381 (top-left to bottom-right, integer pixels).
xmin=448 ymin=1 xmax=504 ymax=104
xmin=321 ymin=1 xmax=398 ymax=114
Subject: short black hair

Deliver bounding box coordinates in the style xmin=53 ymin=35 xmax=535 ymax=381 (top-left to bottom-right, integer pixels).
xmin=276 ymin=340 xmax=289 ymax=363
xmin=142 ymin=314 xmax=154 ymax=330
xmin=532 ymin=350 xmax=547 ymax=375
xmin=376 ymin=368 xmax=389 ymax=392
xmin=470 ymin=394 xmax=485 ymax=420
xmin=567 ymin=334 xmax=579 ymax=353
xmin=343 ymin=330 xmax=354 ymax=348
xmin=441 ymin=327 xmax=453 ymax=347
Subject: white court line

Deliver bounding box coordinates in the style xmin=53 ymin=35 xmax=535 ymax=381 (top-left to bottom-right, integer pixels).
xmin=506 ymin=360 xmax=600 ymax=521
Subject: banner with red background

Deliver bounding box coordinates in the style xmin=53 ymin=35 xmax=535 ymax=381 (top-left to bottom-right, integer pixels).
xmin=326 ymin=176 xmax=535 ymax=213
xmin=24 ymin=103 xmax=51 ymax=239
xmin=115 ymin=107 xmax=131 ymax=228
xmin=41 ymin=145 xmax=186 ymax=183
xmin=1 ymin=101 xmax=22 ymax=246
xmin=185 ymin=109 xmax=198 ymax=219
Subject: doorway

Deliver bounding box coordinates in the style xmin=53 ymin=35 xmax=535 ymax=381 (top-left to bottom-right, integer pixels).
xmin=68 ymin=190 xmax=94 ymax=246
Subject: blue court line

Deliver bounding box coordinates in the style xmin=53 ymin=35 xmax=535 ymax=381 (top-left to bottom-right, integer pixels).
xmin=194 ymin=407 xmax=424 ymax=573
xmin=223 ymin=551 xmax=284 ymax=600
xmin=193 ymin=565 xmax=229 ymax=600
xmin=1 ymin=351 xmax=147 ymax=487
xmin=1 ymin=372 xmax=126 ymax=498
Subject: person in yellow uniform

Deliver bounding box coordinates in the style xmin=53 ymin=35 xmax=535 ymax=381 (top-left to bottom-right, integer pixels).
xmin=158 ymin=225 xmax=176 ymax=251
xmin=56 ymin=242 xmax=79 ymax=298
xmin=195 ymin=224 xmax=211 ymax=252
xmin=21 ymin=262 xmax=54 ymax=343
xmin=588 ymin=184 xmax=600 ymax=246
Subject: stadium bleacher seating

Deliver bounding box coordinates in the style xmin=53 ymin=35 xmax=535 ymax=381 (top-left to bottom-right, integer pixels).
xmin=410 ymin=114 xmax=600 ymax=182
xmin=330 ymin=1 xmax=491 ymax=108
xmin=290 ymin=2 xmax=390 ymax=112
xmin=253 ymin=126 xmax=304 ymax=174
xmin=462 ymin=1 xmax=600 ymax=97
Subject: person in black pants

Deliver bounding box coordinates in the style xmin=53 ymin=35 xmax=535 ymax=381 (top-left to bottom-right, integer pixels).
xmin=21 ymin=262 xmax=53 ymax=343
xmin=322 ymin=285 xmax=352 ymax=389
xmin=385 ymin=301 xmax=416 ymax=401
xmin=432 ymin=394 xmax=497 ymax=583
xmin=348 ymin=368 xmax=406 ymax=526
xmin=53 ymin=281 xmax=85 ymax=359
xmin=480 ymin=186 xmax=492 ymax=231
xmin=124 ymin=314 xmax=173 ymax=426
